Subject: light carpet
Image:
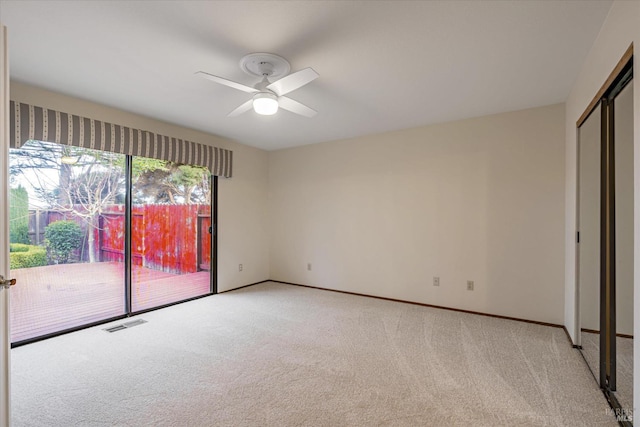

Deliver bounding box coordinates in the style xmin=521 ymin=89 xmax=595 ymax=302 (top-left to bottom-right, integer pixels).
xmin=11 ymin=282 xmax=617 ymax=426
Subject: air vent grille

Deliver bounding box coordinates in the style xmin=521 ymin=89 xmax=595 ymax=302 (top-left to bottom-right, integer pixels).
xmin=103 ymin=319 xmax=147 ymax=333
xmin=123 ymin=319 xmax=147 ymax=328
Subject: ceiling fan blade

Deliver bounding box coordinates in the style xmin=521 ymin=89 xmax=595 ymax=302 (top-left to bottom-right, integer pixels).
xmin=227 ymin=99 xmax=254 ymax=117
xmin=278 ymin=96 xmax=317 ymax=118
xmin=196 ymin=71 xmax=258 ymax=94
xmin=266 ymin=68 xmax=319 ymax=96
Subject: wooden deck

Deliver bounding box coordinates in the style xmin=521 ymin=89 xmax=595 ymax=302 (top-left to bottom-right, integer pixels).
xmin=10 ymin=262 xmax=210 ymax=343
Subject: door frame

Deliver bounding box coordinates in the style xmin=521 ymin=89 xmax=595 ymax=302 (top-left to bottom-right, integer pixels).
xmin=575 ymin=45 xmax=633 ymax=425
xmin=1 ymin=23 xmax=11 ymax=427
xmin=576 ymin=46 xmax=633 ymax=345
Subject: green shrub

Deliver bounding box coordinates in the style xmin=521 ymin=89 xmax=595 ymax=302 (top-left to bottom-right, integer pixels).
xmin=10 ymin=186 xmax=30 ymax=244
xmin=9 ymin=243 xmax=30 ymax=253
xmin=11 ymin=223 xmax=30 ymax=245
xmin=9 ymin=245 xmax=47 ymax=269
xmin=45 ymin=220 xmax=83 ymax=264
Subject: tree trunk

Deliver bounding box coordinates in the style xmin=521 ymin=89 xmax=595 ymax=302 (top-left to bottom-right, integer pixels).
xmin=87 ymin=215 xmax=97 ymax=263
xmin=185 ymin=186 xmax=194 ymax=204
xmin=58 ymin=163 xmax=72 ymax=207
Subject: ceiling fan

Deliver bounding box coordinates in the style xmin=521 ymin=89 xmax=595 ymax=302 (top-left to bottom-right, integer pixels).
xmin=196 ymin=53 xmax=319 ymax=118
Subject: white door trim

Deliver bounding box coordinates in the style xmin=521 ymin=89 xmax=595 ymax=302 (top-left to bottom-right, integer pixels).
xmin=0 ymin=23 xmax=11 ymax=427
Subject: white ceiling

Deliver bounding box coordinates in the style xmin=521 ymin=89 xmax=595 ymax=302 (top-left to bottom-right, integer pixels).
xmin=0 ymin=1 xmax=612 ymax=151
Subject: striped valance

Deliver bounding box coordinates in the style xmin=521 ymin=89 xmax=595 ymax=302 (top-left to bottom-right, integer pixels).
xmin=9 ymin=101 xmax=233 ymax=177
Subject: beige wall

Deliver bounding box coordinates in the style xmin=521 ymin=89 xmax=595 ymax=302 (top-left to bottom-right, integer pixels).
xmin=563 ymin=0 xmax=639 ymax=412
xmin=9 ymin=81 xmax=270 ymax=292
xmin=269 ymin=103 xmax=566 ymax=324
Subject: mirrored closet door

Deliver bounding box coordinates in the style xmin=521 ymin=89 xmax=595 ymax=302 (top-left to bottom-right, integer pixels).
xmin=613 ymin=78 xmax=633 ymax=416
xmin=578 ymin=103 xmax=601 ymax=378
xmin=577 ymin=55 xmax=633 ymax=425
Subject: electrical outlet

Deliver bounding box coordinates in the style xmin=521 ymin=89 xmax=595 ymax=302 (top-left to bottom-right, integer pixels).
xmin=307 ymin=263 xmax=312 ymax=271
xmin=467 ymin=280 xmax=474 ymax=291
xmin=239 ymin=264 xmax=243 ymax=272
xmin=433 ymin=277 xmax=440 ymax=286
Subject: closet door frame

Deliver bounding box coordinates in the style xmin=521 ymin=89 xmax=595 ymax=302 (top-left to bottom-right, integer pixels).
xmin=576 ymin=45 xmax=633 ymax=424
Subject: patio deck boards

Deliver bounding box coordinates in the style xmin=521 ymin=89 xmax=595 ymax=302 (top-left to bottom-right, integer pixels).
xmin=10 ymin=262 xmax=210 ymax=343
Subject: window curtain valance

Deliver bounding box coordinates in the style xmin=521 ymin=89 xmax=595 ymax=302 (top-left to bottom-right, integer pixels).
xmin=9 ymin=101 xmax=233 ymax=177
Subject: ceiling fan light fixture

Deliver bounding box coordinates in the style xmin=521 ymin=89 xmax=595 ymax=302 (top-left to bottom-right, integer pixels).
xmin=253 ymin=92 xmax=279 ymax=115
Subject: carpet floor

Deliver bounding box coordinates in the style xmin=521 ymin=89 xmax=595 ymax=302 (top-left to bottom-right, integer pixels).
xmin=11 ymin=282 xmax=617 ymax=426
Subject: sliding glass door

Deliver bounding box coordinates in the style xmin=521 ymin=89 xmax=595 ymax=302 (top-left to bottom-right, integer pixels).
xmin=9 ymin=143 xmax=215 ymax=344
xmin=9 ymin=141 xmax=126 ymax=342
xmin=130 ymin=158 xmax=212 ymax=312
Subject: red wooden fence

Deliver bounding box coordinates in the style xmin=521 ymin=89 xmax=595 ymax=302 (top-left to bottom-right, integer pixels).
xmin=100 ymin=204 xmax=211 ymax=274
xmin=38 ymin=204 xmax=210 ymax=275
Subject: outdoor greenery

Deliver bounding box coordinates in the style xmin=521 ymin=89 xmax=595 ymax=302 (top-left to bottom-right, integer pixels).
xmin=9 ymin=140 xmax=211 ymax=265
xmin=9 ymin=245 xmax=47 ymax=269
xmin=130 ymin=157 xmax=210 ymax=204
xmin=44 ymin=220 xmax=83 ymax=264
xmin=11 ymin=224 xmax=30 ymax=245
xmin=10 ymin=243 xmax=30 ymax=253
xmin=9 ymin=186 xmax=30 ymax=244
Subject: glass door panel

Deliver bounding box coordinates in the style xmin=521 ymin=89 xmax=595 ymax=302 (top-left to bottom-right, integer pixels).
xmin=9 ymin=140 xmax=126 ymax=342
xmin=577 ymin=62 xmax=633 ymax=422
xmin=613 ymin=80 xmax=633 ymax=413
xmin=578 ymin=104 xmax=601 ymax=379
xmin=130 ymin=158 xmax=211 ymax=312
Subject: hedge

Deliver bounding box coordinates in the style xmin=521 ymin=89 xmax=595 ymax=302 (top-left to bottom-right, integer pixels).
xmin=10 ymin=245 xmax=47 ymax=269
xmin=10 ymin=243 xmax=30 ymax=253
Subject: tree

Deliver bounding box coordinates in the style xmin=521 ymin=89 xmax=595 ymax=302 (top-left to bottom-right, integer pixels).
xmin=171 ymin=164 xmax=210 ymax=204
xmin=65 ymin=154 xmax=125 ymax=262
xmin=131 ymin=159 xmax=210 ymax=205
xmin=10 ymin=140 xmax=211 ymax=263
xmin=11 ymin=141 xmax=126 ymax=262
xmin=9 ymin=139 xmax=63 ymax=179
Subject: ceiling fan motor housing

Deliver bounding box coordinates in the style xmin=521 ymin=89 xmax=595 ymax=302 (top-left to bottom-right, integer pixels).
xmin=240 ymin=53 xmax=291 ymax=79
xmin=254 ymin=78 xmax=271 ymax=91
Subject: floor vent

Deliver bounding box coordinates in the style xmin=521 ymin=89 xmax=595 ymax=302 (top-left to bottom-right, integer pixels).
xmin=103 ymin=319 xmax=147 ymax=333
xmin=123 ymin=319 xmax=147 ymax=328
